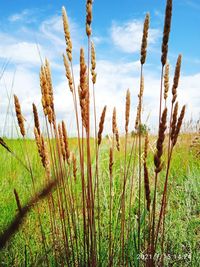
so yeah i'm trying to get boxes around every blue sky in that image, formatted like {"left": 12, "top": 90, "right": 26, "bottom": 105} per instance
{"left": 0, "top": 0, "right": 199, "bottom": 136}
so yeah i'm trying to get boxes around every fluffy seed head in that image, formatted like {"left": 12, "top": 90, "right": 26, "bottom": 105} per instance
{"left": 125, "top": 89, "right": 131, "bottom": 134}
{"left": 172, "top": 54, "right": 182, "bottom": 104}
{"left": 62, "top": 6, "right": 72, "bottom": 61}
{"left": 161, "top": 0, "right": 173, "bottom": 66}
{"left": 170, "top": 101, "right": 179, "bottom": 142}
{"left": 14, "top": 95, "right": 25, "bottom": 137}
{"left": 63, "top": 54, "right": 73, "bottom": 92}
{"left": 164, "top": 63, "right": 169, "bottom": 101}
{"left": 79, "top": 48, "right": 89, "bottom": 129}
{"left": 109, "top": 147, "right": 114, "bottom": 177}
{"left": 86, "top": 0, "right": 93, "bottom": 36}
{"left": 112, "top": 107, "right": 120, "bottom": 151}
{"left": 32, "top": 103, "right": 40, "bottom": 135}
{"left": 98, "top": 106, "right": 107, "bottom": 146}
{"left": 154, "top": 108, "right": 167, "bottom": 173}
{"left": 140, "top": 13, "right": 150, "bottom": 65}
{"left": 72, "top": 153, "right": 77, "bottom": 182}
{"left": 172, "top": 105, "right": 186, "bottom": 146}
{"left": 91, "top": 42, "right": 97, "bottom": 84}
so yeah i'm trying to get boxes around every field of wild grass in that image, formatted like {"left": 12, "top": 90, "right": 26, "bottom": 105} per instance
{"left": 0, "top": 135, "right": 199, "bottom": 266}
{"left": 0, "top": 0, "right": 200, "bottom": 266}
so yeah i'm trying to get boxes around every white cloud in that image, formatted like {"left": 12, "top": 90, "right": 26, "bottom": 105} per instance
{"left": 1, "top": 58, "right": 199, "bottom": 137}
{"left": 0, "top": 10, "right": 199, "bottom": 137}
{"left": 9, "top": 10, "right": 29, "bottom": 22}
{"left": 8, "top": 9, "right": 38, "bottom": 23}
{"left": 0, "top": 39, "right": 43, "bottom": 66}
{"left": 111, "top": 19, "right": 160, "bottom": 53}
{"left": 39, "top": 15, "right": 84, "bottom": 57}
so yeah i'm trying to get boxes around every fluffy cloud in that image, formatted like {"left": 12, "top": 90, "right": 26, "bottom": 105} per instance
{"left": 111, "top": 19, "right": 160, "bottom": 53}
{"left": 0, "top": 10, "right": 199, "bottom": 137}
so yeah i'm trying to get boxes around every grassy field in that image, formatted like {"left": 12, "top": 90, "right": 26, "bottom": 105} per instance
{"left": 0, "top": 135, "right": 199, "bottom": 266}
{"left": 0, "top": 0, "right": 200, "bottom": 266}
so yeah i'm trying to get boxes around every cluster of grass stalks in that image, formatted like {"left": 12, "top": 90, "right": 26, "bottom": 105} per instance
{"left": 1, "top": 0, "right": 197, "bottom": 266}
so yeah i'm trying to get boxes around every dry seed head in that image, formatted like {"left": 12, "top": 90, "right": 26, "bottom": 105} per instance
{"left": 45, "top": 60, "right": 55, "bottom": 123}
{"left": 34, "top": 128, "right": 50, "bottom": 177}
{"left": 40, "top": 65, "right": 54, "bottom": 123}
{"left": 161, "top": 0, "right": 172, "bottom": 66}
{"left": 154, "top": 108, "right": 167, "bottom": 173}
{"left": 98, "top": 105, "right": 107, "bottom": 146}
{"left": 79, "top": 48, "right": 89, "bottom": 129}
{"left": 72, "top": 153, "right": 77, "bottom": 182}
{"left": 109, "top": 147, "right": 114, "bottom": 177}
{"left": 125, "top": 89, "right": 131, "bottom": 134}
{"left": 63, "top": 54, "right": 73, "bottom": 92}
{"left": 91, "top": 42, "right": 97, "bottom": 84}
{"left": 32, "top": 103, "right": 40, "bottom": 135}
{"left": 172, "top": 54, "right": 182, "bottom": 104}
{"left": 115, "top": 129, "right": 120, "bottom": 151}
{"left": 164, "top": 63, "right": 169, "bottom": 100}
{"left": 86, "top": 0, "right": 92, "bottom": 36}
{"left": 140, "top": 13, "right": 150, "bottom": 65}
{"left": 14, "top": 95, "right": 25, "bottom": 137}
{"left": 62, "top": 6, "right": 72, "bottom": 61}
{"left": 170, "top": 101, "right": 178, "bottom": 142}
{"left": 144, "top": 132, "right": 149, "bottom": 161}
{"left": 61, "top": 121, "right": 70, "bottom": 164}
{"left": 112, "top": 107, "right": 120, "bottom": 151}
{"left": 172, "top": 105, "right": 186, "bottom": 146}
{"left": 40, "top": 66, "right": 48, "bottom": 116}
{"left": 135, "top": 76, "right": 144, "bottom": 130}
{"left": 34, "top": 128, "right": 45, "bottom": 168}
{"left": 112, "top": 107, "right": 117, "bottom": 135}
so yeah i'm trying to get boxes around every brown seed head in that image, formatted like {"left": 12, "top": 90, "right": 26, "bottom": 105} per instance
{"left": 112, "top": 108, "right": 120, "bottom": 151}
{"left": 154, "top": 108, "right": 167, "bottom": 173}
{"left": 63, "top": 54, "right": 73, "bottom": 92}
{"left": 72, "top": 153, "right": 77, "bottom": 182}
{"left": 86, "top": 0, "right": 92, "bottom": 36}
{"left": 45, "top": 59, "right": 55, "bottom": 123}
{"left": 125, "top": 89, "right": 131, "bottom": 134}
{"left": 14, "top": 95, "right": 25, "bottom": 137}
{"left": 109, "top": 147, "right": 114, "bottom": 177}
{"left": 98, "top": 105, "right": 107, "bottom": 146}
{"left": 164, "top": 63, "right": 169, "bottom": 101}
{"left": 172, "top": 54, "right": 182, "bottom": 104}
{"left": 161, "top": 0, "right": 173, "bottom": 66}
{"left": 170, "top": 101, "right": 178, "bottom": 142}
{"left": 79, "top": 48, "right": 89, "bottom": 129}
{"left": 172, "top": 105, "right": 186, "bottom": 146}
{"left": 140, "top": 13, "right": 150, "bottom": 65}
{"left": 34, "top": 128, "right": 50, "bottom": 177}
{"left": 62, "top": 6, "right": 72, "bottom": 61}
{"left": 32, "top": 103, "right": 40, "bottom": 135}
{"left": 91, "top": 42, "right": 97, "bottom": 84}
